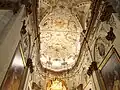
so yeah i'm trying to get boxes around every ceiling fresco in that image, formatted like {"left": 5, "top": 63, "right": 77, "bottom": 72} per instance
{"left": 38, "top": 0, "right": 91, "bottom": 72}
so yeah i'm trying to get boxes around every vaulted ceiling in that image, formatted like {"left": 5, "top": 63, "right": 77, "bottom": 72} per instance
{"left": 37, "top": 0, "right": 91, "bottom": 72}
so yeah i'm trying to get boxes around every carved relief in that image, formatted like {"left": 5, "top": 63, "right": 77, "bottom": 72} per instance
{"left": 95, "top": 38, "right": 107, "bottom": 64}
{"left": 98, "top": 43, "right": 105, "bottom": 57}
{"left": 94, "top": 25, "right": 112, "bottom": 65}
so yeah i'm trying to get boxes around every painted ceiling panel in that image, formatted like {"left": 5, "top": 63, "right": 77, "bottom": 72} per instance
{"left": 39, "top": 7, "right": 82, "bottom": 72}
{"left": 37, "top": 0, "right": 91, "bottom": 72}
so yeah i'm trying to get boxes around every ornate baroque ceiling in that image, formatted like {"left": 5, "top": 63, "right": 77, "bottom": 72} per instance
{"left": 37, "top": 0, "right": 91, "bottom": 72}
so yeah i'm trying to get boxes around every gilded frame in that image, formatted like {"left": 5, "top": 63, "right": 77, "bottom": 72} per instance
{"left": 0, "top": 42, "right": 26, "bottom": 90}
{"left": 99, "top": 47, "right": 120, "bottom": 90}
